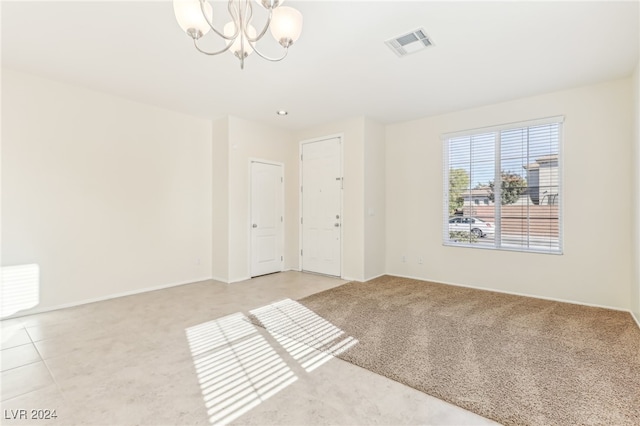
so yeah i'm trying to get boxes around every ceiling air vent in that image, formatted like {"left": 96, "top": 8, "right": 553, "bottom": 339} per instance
{"left": 385, "top": 28, "right": 434, "bottom": 58}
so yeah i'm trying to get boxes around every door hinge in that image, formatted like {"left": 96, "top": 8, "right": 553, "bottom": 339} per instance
{"left": 301, "top": 186, "right": 303, "bottom": 192}
{"left": 301, "top": 217, "right": 303, "bottom": 224}
{"left": 281, "top": 216, "right": 283, "bottom": 222}
{"left": 281, "top": 256, "right": 283, "bottom": 261}
{"left": 301, "top": 154, "right": 303, "bottom": 161}
{"left": 301, "top": 249, "right": 303, "bottom": 256}
{"left": 281, "top": 177, "right": 283, "bottom": 183}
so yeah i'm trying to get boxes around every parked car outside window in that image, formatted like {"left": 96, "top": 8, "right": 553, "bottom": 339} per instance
{"left": 448, "top": 216, "right": 495, "bottom": 238}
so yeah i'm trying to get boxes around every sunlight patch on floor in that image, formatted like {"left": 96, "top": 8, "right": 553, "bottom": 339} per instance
{"left": 186, "top": 313, "right": 297, "bottom": 425}
{"left": 250, "top": 299, "right": 358, "bottom": 372}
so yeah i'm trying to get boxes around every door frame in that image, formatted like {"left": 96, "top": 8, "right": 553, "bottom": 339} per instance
{"left": 249, "top": 158, "right": 285, "bottom": 278}
{"left": 298, "top": 134, "right": 344, "bottom": 278}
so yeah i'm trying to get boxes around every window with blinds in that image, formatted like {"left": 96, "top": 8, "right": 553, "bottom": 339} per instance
{"left": 443, "top": 117, "right": 563, "bottom": 254}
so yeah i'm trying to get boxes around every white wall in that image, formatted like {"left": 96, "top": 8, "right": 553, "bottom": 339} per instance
{"left": 1, "top": 69, "right": 213, "bottom": 315}
{"left": 212, "top": 117, "right": 229, "bottom": 282}
{"left": 210, "top": 115, "right": 381, "bottom": 284}
{"left": 386, "top": 78, "right": 633, "bottom": 310}
{"left": 226, "top": 116, "right": 297, "bottom": 282}
{"left": 632, "top": 61, "right": 640, "bottom": 323}
{"left": 4, "top": 69, "right": 636, "bottom": 316}
{"left": 296, "top": 118, "right": 366, "bottom": 281}
{"left": 364, "top": 118, "right": 386, "bottom": 280}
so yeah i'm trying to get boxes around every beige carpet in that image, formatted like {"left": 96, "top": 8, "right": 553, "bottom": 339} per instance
{"left": 248, "top": 275, "right": 640, "bottom": 426}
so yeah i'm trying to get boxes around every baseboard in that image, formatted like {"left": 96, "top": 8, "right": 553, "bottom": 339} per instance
{"left": 363, "top": 273, "right": 387, "bottom": 282}
{"left": 10, "top": 270, "right": 638, "bottom": 330}
{"left": 632, "top": 311, "right": 640, "bottom": 330}
{"left": 224, "top": 270, "right": 306, "bottom": 284}
{"left": 211, "top": 276, "right": 230, "bottom": 283}
{"left": 387, "top": 273, "right": 631, "bottom": 313}
{"left": 5, "top": 276, "right": 214, "bottom": 319}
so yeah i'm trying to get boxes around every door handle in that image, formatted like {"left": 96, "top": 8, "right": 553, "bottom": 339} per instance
{"left": 334, "top": 223, "right": 340, "bottom": 227}
{"left": 252, "top": 224, "right": 258, "bottom": 228}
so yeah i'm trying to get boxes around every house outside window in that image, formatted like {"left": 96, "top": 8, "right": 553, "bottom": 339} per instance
{"left": 443, "top": 117, "right": 563, "bottom": 254}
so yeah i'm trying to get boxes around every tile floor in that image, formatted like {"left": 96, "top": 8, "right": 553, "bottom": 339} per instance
{"left": 0, "top": 272, "right": 498, "bottom": 426}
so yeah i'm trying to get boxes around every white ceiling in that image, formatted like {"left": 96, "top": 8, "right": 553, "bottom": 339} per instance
{"left": 2, "top": 1, "right": 639, "bottom": 130}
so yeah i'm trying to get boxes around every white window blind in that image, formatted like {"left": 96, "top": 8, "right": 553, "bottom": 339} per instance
{"left": 443, "top": 117, "right": 563, "bottom": 254}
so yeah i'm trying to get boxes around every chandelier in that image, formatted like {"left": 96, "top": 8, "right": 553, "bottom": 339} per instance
{"left": 173, "top": 0, "right": 303, "bottom": 70}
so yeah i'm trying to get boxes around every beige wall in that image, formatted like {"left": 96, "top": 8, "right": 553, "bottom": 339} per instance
{"left": 364, "top": 118, "right": 386, "bottom": 280}
{"left": 296, "top": 118, "right": 366, "bottom": 281}
{"left": 1, "top": 69, "right": 213, "bottom": 315}
{"left": 386, "top": 78, "right": 633, "bottom": 310}
{"left": 227, "top": 116, "right": 297, "bottom": 282}
{"left": 212, "top": 117, "right": 229, "bottom": 282}
{"left": 632, "top": 61, "right": 640, "bottom": 323}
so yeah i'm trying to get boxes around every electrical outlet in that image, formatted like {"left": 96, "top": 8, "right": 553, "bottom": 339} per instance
{"left": 418, "top": 257, "right": 424, "bottom": 265}
{"left": 402, "top": 255, "right": 407, "bottom": 263}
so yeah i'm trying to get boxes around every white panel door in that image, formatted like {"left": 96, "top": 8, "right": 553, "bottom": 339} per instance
{"left": 251, "top": 161, "right": 283, "bottom": 277}
{"left": 301, "top": 137, "right": 341, "bottom": 276}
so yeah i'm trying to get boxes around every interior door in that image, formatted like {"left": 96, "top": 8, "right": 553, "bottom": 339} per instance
{"left": 301, "top": 137, "right": 342, "bottom": 276}
{"left": 250, "top": 161, "right": 283, "bottom": 277}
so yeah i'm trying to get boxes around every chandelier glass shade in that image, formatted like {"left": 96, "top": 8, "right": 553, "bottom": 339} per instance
{"left": 173, "top": 0, "right": 303, "bottom": 69}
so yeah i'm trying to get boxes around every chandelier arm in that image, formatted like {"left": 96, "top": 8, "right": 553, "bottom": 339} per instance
{"left": 239, "top": 0, "right": 249, "bottom": 60}
{"left": 244, "top": 0, "right": 253, "bottom": 25}
{"left": 228, "top": 0, "right": 242, "bottom": 39}
{"left": 248, "top": 41, "right": 289, "bottom": 62}
{"left": 247, "top": 7, "right": 272, "bottom": 42}
{"left": 192, "top": 37, "right": 235, "bottom": 56}
{"left": 198, "top": 0, "right": 239, "bottom": 41}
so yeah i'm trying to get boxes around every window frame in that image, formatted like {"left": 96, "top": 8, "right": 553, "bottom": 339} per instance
{"left": 442, "top": 116, "right": 564, "bottom": 255}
